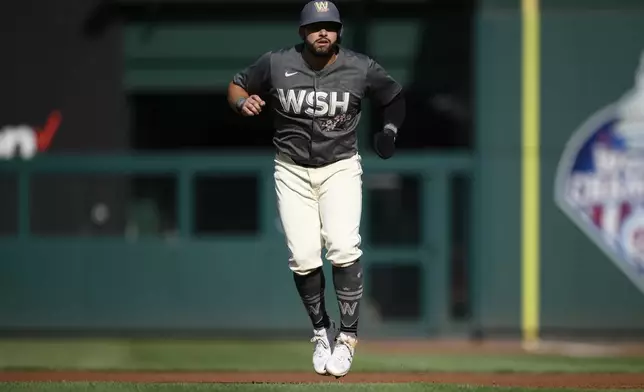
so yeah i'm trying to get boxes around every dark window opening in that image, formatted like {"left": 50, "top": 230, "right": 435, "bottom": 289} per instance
{"left": 193, "top": 174, "right": 259, "bottom": 235}
{"left": 129, "top": 92, "right": 275, "bottom": 151}
{"left": 0, "top": 174, "right": 17, "bottom": 236}
{"left": 29, "top": 174, "right": 177, "bottom": 237}
{"left": 450, "top": 174, "right": 472, "bottom": 321}
{"left": 366, "top": 174, "right": 420, "bottom": 246}
{"left": 367, "top": 263, "right": 422, "bottom": 321}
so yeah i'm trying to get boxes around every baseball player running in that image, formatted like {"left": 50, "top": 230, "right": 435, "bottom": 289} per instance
{"left": 227, "top": 0, "right": 405, "bottom": 378}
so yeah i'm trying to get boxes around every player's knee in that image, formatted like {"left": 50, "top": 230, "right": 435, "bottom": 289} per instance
{"left": 326, "top": 243, "right": 362, "bottom": 267}
{"left": 290, "top": 262, "right": 323, "bottom": 275}
{"left": 289, "top": 250, "right": 323, "bottom": 275}
{"left": 331, "top": 257, "right": 360, "bottom": 269}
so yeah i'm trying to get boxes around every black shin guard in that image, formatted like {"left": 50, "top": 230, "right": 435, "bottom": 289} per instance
{"left": 333, "top": 260, "right": 363, "bottom": 335}
{"left": 293, "top": 267, "right": 330, "bottom": 330}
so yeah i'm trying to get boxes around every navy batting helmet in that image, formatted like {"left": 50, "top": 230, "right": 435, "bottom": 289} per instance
{"left": 299, "top": 1, "right": 343, "bottom": 33}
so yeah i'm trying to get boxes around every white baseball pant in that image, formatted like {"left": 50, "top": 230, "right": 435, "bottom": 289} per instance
{"left": 274, "top": 152, "right": 363, "bottom": 275}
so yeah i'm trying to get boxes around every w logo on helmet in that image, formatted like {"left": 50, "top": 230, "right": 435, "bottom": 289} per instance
{"left": 314, "top": 1, "right": 329, "bottom": 12}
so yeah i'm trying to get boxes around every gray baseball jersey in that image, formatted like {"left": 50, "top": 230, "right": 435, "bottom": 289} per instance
{"left": 232, "top": 43, "right": 402, "bottom": 168}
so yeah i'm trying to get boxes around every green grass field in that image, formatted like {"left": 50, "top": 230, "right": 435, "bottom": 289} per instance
{"left": 1, "top": 383, "right": 641, "bottom": 392}
{"left": 2, "top": 339, "right": 644, "bottom": 373}
{"left": 0, "top": 339, "right": 643, "bottom": 392}
{"left": 3, "top": 383, "right": 639, "bottom": 392}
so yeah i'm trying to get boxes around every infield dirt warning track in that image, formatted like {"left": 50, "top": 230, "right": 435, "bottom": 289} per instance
{"left": 2, "top": 371, "right": 644, "bottom": 388}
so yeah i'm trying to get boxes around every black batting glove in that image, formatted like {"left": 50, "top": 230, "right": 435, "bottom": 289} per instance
{"left": 373, "top": 127, "right": 397, "bottom": 159}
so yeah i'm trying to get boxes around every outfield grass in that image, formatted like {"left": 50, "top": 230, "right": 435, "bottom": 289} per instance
{"left": 0, "top": 383, "right": 641, "bottom": 392}
{"left": 0, "top": 339, "right": 644, "bottom": 373}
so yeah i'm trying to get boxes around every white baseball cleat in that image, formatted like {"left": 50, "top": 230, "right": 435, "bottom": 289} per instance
{"left": 311, "top": 320, "right": 336, "bottom": 375}
{"left": 325, "top": 332, "right": 357, "bottom": 378}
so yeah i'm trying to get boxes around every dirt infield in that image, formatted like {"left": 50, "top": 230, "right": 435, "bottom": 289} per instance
{"left": 2, "top": 371, "right": 644, "bottom": 388}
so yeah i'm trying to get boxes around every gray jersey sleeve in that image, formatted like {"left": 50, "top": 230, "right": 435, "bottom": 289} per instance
{"left": 365, "top": 58, "right": 403, "bottom": 107}
{"left": 232, "top": 51, "right": 272, "bottom": 95}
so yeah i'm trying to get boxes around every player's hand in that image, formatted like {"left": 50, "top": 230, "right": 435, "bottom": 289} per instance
{"left": 374, "top": 128, "right": 396, "bottom": 159}
{"left": 239, "top": 95, "right": 265, "bottom": 116}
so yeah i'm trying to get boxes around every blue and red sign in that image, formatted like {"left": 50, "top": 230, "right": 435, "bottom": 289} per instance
{"left": 555, "top": 52, "right": 644, "bottom": 294}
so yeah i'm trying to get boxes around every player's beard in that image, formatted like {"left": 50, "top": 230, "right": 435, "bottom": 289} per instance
{"left": 304, "top": 39, "right": 337, "bottom": 58}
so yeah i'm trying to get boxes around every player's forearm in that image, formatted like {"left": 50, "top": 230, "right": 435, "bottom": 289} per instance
{"left": 227, "top": 82, "right": 250, "bottom": 113}
{"left": 381, "top": 92, "right": 405, "bottom": 134}
{"left": 373, "top": 92, "right": 405, "bottom": 160}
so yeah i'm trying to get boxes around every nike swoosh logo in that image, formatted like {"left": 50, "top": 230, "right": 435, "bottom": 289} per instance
{"left": 285, "top": 71, "right": 298, "bottom": 77}
{"left": 34, "top": 110, "right": 62, "bottom": 152}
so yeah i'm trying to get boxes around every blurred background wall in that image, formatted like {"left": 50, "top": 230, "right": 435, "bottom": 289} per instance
{"left": 0, "top": 0, "right": 643, "bottom": 340}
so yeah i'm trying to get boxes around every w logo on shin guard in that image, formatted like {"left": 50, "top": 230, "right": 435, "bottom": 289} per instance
{"left": 308, "top": 303, "right": 321, "bottom": 316}
{"left": 338, "top": 301, "right": 357, "bottom": 316}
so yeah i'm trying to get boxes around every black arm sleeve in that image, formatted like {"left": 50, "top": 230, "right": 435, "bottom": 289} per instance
{"left": 232, "top": 51, "right": 272, "bottom": 95}
{"left": 381, "top": 92, "right": 405, "bottom": 132}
